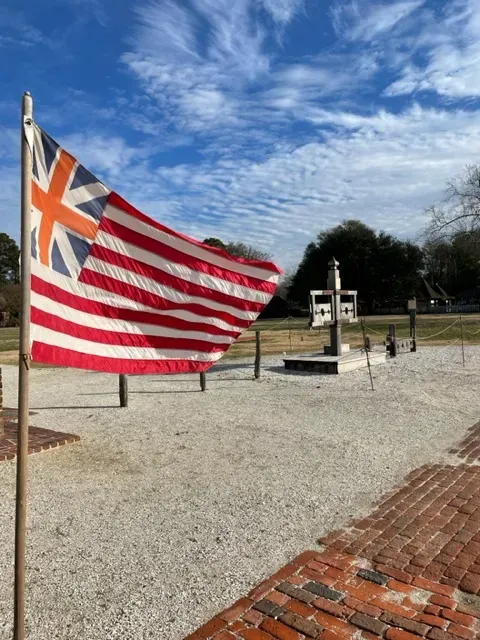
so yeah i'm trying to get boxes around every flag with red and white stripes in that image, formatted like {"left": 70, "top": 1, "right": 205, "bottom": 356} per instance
{"left": 30, "top": 124, "right": 281, "bottom": 374}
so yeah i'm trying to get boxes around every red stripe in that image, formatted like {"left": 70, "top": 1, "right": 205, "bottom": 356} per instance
{"left": 101, "top": 208, "right": 278, "bottom": 294}
{"left": 32, "top": 342, "right": 214, "bottom": 374}
{"left": 31, "top": 307, "right": 230, "bottom": 353}
{"left": 89, "top": 243, "right": 264, "bottom": 314}
{"left": 108, "top": 192, "right": 282, "bottom": 275}
{"left": 78, "top": 269, "right": 252, "bottom": 329}
{"left": 31, "top": 275, "right": 239, "bottom": 338}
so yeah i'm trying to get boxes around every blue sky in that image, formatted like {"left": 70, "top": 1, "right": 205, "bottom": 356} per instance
{"left": 1, "top": 0, "right": 480, "bottom": 269}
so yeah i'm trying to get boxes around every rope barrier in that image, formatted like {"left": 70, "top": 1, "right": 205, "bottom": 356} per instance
{"left": 362, "top": 324, "right": 384, "bottom": 335}
{"left": 259, "top": 316, "right": 293, "bottom": 332}
{"left": 435, "top": 337, "right": 461, "bottom": 353}
{"left": 415, "top": 318, "right": 460, "bottom": 340}
{"left": 364, "top": 318, "right": 461, "bottom": 341}
{"left": 464, "top": 326, "right": 480, "bottom": 336}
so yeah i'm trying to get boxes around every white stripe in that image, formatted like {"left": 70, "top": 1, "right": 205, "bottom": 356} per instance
{"left": 105, "top": 203, "right": 279, "bottom": 283}
{"left": 32, "top": 125, "right": 52, "bottom": 192}
{"left": 31, "top": 260, "right": 243, "bottom": 333}
{"left": 67, "top": 181, "right": 110, "bottom": 205}
{"left": 84, "top": 256, "right": 258, "bottom": 322}
{"left": 96, "top": 230, "right": 271, "bottom": 304}
{"left": 31, "top": 291, "right": 235, "bottom": 345}
{"left": 95, "top": 230, "right": 271, "bottom": 305}
{"left": 31, "top": 325, "right": 222, "bottom": 362}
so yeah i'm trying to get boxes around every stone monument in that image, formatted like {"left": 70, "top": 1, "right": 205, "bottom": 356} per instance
{"left": 308, "top": 258, "right": 357, "bottom": 356}
{"left": 284, "top": 259, "right": 386, "bottom": 374}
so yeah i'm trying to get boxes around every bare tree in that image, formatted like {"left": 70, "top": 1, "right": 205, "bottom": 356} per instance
{"left": 426, "top": 165, "right": 480, "bottom": 241}
{"left": 203, "top": 237, "right": 272, "bottom": 262}
{"left": 275, "top": 267, "right": 295, "bottom": 299}
{"left": 224, "top": 241, "right": 272, "bottom": 262}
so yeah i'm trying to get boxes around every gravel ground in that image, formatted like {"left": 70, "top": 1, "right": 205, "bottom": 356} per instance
{"left": 0, "top": 346, "right": 479, "bottom": 640}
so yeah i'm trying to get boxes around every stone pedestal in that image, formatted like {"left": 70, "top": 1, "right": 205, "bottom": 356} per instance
{"left": 283, "top": 350, "right": 386, "bottom": 375}
{"left": 324, "top": 344, "right": 350, "bottom": 355}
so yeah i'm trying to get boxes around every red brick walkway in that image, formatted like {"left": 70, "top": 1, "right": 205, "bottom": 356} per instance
{"left": 184, "top": 422, "right": 480, "bottom": 639}
{"left": 0, "top": 410, "right": 80, "bottom": 462}
{"left": 186, "top": 548, "right": 480, "bottom": 640}
{"left": 322, "top": 465, "right": 480, "bottom": 594}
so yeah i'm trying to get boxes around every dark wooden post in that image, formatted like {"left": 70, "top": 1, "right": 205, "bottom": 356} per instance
{"left": 200, "top": 371, "right": 206, "bottom": 392}
{"left": 388, "top": 324, "right": 397, "bottom": 357}
{"left": 119, "top": 374, "right": 128, "bottom": 407}
{"left": 461, "top": 316, "right": 465, "bottom": 368}
{"left": 254, "top": 331, "right": 261, "bottom": 379}
{"left": 365, "top": 336, "right": 372, "bottom": 352}
{"left": 408, "top": 298, "right": 417, "bottom": 352}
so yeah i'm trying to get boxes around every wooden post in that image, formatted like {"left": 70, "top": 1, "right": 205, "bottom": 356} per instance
{"left": 365, "top": 336, "right": 372, "bottom": 352}
{"left": 288, "top": 317, "right": 293, "bottom": 352}
{"left": 361, "top": 320, "right": 375, "bottom": 391}
{"left": 408, "top": 298, "right": 417, "bottom": 352}
{"left": 410, "top": 311, "right": 417, "bottom": 352}
{"left": 119, "top": 375, "right": 128, "bottom": 407}
{"left": 200, "top": 371, "right": 206, "bottom": 391}
{"left": 15, "top": 91, "right": 34, "bottom": 640}
{"left": 461, "top": 316, "right": 465, "bottom": 368}
{"left": 388, "top": 323, "right": 397, "bottom": 357}
{"left": 254, "top": 331, "right": 261, "bottom": 379}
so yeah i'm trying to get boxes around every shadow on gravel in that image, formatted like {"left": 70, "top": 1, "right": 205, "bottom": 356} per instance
{"left": 263, "top": 365, "right": 317, "bottom": 376}
{"left": 30, "top": 405, "right": 119, "bottom": 410}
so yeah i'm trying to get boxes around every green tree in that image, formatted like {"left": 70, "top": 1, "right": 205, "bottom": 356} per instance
{"left": 0, "top": 233, "right": 20, "bottom": 284}
{"left": 0, "top": 283, "right": 21, "bottom": 325}
{"left": 288, "top": 220, "right": 423, "bottom": 312}
{"left": 203, "top": 237, "right": 227, "bottom": 251}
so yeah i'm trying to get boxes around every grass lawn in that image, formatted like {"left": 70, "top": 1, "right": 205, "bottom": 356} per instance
{"left": 0, "top": 313, "right": 478, "bottom": 364}
{"left": 229, "top": 313, "right": 480, "bottom": 358}
{"left": 0, "top": 328, "right": 20, "bottom": 352}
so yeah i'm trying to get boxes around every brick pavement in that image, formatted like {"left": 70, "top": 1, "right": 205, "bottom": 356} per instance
{"left": 0, "top": 410, "right": 80, "bottom": 462}
{"left": 321, "top": 465, "right": 480, "bottom": 595}
{"left": 183, "top": 422, "right": 480, "bottom": 640}
{"left": 450, "top": 422, "right": 480, "bottom": 464}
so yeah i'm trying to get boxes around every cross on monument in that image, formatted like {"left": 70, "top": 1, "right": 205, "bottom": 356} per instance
{"left": 308, "top": 258, "right": 358, "bottom": 356}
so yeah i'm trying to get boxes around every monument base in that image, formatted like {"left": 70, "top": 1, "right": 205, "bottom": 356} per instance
{"left": 284, "top": 350, "right": 386, "bottom": 375}
{"left": 324, "top": 344, "right": 350, "bottom": 355}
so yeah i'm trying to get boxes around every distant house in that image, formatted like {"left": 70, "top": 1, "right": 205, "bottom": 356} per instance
{"left": 416, "top": 279, "right": 454, "bottom": 312}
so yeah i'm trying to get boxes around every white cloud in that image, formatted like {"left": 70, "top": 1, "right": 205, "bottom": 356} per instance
{"left": 330, "top": 0, "right": 424, "bottom": 42}
{"left": 93, "top": 106, "right": 480, "bottom": 268}
{"left": 131, "top": 0, "right": 199, "bottom": 62}
{"left": 5, "top": 0, "right": 480, "bottom": 274}
{"left": 3, "top": 104, "right": 480, "bottom": 268}
{"left": 122, "top": 0, "right": 310, "bottom": 134}
{"left": 0, "top": 8, "right": 50, "bottom": 48}
{"left": 58, "top": 133, "right": 141, "bottom": 178}
{"left": 385, "top": 1, "right": 480, "bottom": 98}
{"left": 260, "top": 0, "right": 305, "bottom": 25}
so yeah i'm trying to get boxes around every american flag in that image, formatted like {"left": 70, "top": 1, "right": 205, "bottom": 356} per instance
{"left": 30, "top": 124, "right": 281, "bottom": 374}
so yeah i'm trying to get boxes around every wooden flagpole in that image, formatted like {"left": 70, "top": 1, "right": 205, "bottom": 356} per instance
{"left": 14, "top": 91, "right": 33, "bottom": 640}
